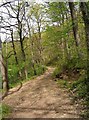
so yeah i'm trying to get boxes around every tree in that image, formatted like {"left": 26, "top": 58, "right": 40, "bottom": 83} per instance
{"left": 30, "top": 3, "right": 45, "bottom": 64}
{"left": 48, "top": 2, "right": 68, "bottom": 25}
{"left": 0, "top": 16, "right": 9, "bottom": 99}
{"left": 5, "top": 0, "right": 29, "bottom": 79}
{"left": 10, "top": 29, "right": 18, "bottom": 65}
{"left": 25, "top": 5, "right": 37, "bottom": 75}
{"left": 80, "top": 2, "right": 89, "bottom": 80}
{"left": 69, "top": 2, "right": 80, "bottom": 58}
{"left": 46, "top": 3, "right": 70, "bottom": 63}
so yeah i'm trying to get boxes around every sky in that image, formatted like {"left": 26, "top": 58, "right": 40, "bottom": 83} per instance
{"left": 0, "top": 0, "right": 46, "bottom": 42}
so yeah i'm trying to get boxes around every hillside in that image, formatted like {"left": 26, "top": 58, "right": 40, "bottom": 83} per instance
{"left": 0, "top": 1, "right": 89, "bottom": 119}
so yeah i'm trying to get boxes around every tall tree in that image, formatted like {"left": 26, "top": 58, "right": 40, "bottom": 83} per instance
{"left": 10, "top": 29, "right": 18, "bottom": 65}
{"left": 0, "top": 16, "right": 9, "bottom": 99}
{"left": 69, "top": 2, "right": 80, "bottom": 58}
{"left": 30, "top": 4, "right": 45, "bottom": 64}
{"left": 26, "top": 18, "right": 37, "bottom": 75}
{"left": 80, "top": 2, "right": 89, "bottom": 80}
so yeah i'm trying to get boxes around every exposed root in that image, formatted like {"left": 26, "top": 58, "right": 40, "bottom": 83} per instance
{"left": 8, "top": 82, "right": 22, "bottom": 95}
{"left": 2, "top": 82, "right": 22, "bottom": 100}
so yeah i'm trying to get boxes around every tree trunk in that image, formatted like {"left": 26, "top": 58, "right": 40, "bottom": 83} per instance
{"left": 19, "top": 23, "right": 26, "bottom": 62}
{"left": 37, "top": 21, "right": 43, "bottom": 64}
{"left": 26, "top": 19, "right": 37, "bottom": 75}
{"left": 0, "top": 40, "right": 9, "bottom": 98}
{"left": 11, "top": 29, "right": 18, "bottom": 65}
{"left": 18, "top": 18, "right": 27, "bottom": 79}
{"left": 69, "top": 2, "right": 80, "bottom": 58}
{"left": 63, "top": 38, "right": 69, "bottom": 62}
{"left": 24, "top": 67, "right": 28, "bottom": 79}
{"left": 80, "top": 2, "right": 89, "bottom": 80}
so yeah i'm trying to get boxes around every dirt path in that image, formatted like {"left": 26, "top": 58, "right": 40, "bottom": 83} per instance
{"left": 3, "top": 67, "right": 81, "bottom": 118}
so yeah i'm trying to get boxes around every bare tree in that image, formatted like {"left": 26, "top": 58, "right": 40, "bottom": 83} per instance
{"left": 3, "top": 0, "right": 29, "bottom": 79}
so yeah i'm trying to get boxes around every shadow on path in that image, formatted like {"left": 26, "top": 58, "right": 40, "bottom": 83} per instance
{"left": 3, "top": 67, "right": 81, "bottom": 118}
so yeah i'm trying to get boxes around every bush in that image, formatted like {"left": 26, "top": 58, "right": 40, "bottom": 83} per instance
{"left": 35, "top": 65, "right": 46, "bottom": 75}
{"left": 52, "top": 67, "right": 62, "bottom": 78}
{"left": 1, "top": 104, "right": 11, "bottom": 118}
{"left": 56, "top": 79, "right": 68, "bottom": 88}
{"left": 8, "top": 63, "right": 47, "bottom": 88}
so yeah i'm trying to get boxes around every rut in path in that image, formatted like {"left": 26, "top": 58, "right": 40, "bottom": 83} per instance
{"left": 3, "top": 67, "right": 81, "bottom": 118}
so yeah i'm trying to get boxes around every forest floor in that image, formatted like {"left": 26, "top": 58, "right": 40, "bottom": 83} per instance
{"left": 3, "top": 67, "right": 82, "bottom": 118}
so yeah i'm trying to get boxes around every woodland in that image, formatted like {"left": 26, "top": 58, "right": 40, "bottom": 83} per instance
{"left": 0, "top": 0, "right": 89, "bottom": 119}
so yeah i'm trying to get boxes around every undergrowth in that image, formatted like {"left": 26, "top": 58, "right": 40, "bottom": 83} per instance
{"left": 9, "top": 65, "right": 47, "bottom": 88}
{"left": 70, "top": 75, "right": 89, "bottom": 118}
{"left": 0, "top": 104, "right": 12, "bottom": 119}
{"left": 53, "top": 58, "right": 89, "bottom": 118}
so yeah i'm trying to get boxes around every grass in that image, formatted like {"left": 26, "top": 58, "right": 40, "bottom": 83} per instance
{"left": 0, "top": 104, "right": 12, "bottom": 119}
{"left": 56, "top": 79, "right": 69, "bottom": 88}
